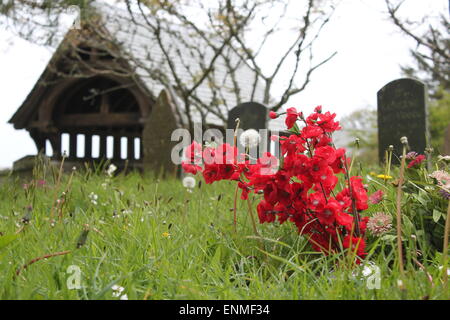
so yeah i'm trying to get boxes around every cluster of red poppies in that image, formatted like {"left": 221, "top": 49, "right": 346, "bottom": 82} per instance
{"left": 182, "top": 106, "right": 369, "bottom": 258}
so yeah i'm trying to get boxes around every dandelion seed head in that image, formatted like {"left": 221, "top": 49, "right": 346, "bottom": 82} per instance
{"left": 182, "top": 176, "right": 196, "bottom": 189}
{"left": 240, "top": 129, "right": 261, "bottom": 148}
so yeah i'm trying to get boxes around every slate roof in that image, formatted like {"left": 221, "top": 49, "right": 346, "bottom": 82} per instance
{"left": 9, "top": 1, "right": 286, "bottom": 131}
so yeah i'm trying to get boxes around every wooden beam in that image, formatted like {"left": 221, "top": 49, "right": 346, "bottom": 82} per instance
{"left": 53, "top": 113, "right": 141, "bottom": 128}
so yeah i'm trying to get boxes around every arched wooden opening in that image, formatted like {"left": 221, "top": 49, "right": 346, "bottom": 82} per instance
{"left": 43, "top": 76, "right": 148, "bottom": 165}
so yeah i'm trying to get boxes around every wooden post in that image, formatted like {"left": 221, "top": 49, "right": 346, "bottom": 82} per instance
{"left": 69, "top": 133, "right": 77, "bottom": 159}
{"left": 128, "top": 136, "right": 135, "bottom": 160}
{"left": 85, "top": 134, "right": 92, "bottom": 159}
{"left": 113, "top": 135, "right": 121, "bottom": 160}
{"left": 100, "top": 135, "right": 107, "bottom": 159}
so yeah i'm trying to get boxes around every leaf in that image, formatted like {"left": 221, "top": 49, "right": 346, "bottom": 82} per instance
{"left": 0, "top": 234, "right": 19, "bottom": 251}
{"left": 433, "top": 209, "right": 443, "bottom": 223}
{"left": 402, "top": 215, "right": 414, "bottom": 234}
{"left": 380, "top": 234, "right": 396, "bottom": 242}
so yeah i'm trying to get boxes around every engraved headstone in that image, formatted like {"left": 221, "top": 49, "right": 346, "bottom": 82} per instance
{"left": 377, "top": 78, "right": 429, "bottom": 163}
{"left": 227, "top": 102, "right": 267, "bottom": 131}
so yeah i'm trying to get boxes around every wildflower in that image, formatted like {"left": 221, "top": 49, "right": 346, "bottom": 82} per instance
{"left": 112, "top": 285, "right": 126, "bottom": 299}
{"left": 407, "top": 154, "right": 426, "bottom": 168}
{"left": 240, "top": 129, "right": 261, "bottom": 148}
{"left": 404, "top": 151, "right": 418, "bottom": 160}
{"left": 367, "top": 212, "right": 392, "bottom": 236}
{"left": 438, "top": 189, "right": 450, "bottom": 200}
{"left": 269, "top": 111, "right": 278, "bottom": 119}
{"left": 431, "top": 170, "right": 450, "bottom": 199}
{"left": 369, "top": 171, "right": 377, "bottom": 176}
{"left": 107, "top": 164, "right": 117, "bottom": 177}
{"left": 369, "top": 190, "right": 384, "bottom": 204}
{"left": 400, "top": 136, "right": 408, "bottom": 145}
{"left": 181, "top": 105, "right": 368, "bottom": 258}
{"left": 430, "top": 170, "right": 450, "bottom": 189}
{"left": 397, "top": 279, "right": 405, "bottom": 290}
{"left": 376, "top": 174, "right": 393, "bottom": 180}
{"left": 36, "top": 180, "right": 46, "bottom": 187}
{"left": 88, "top": 192, "right": 98, "bottom": 205}
{"left": 285, "top": 107, "right": 300, "bottom": 129}
{"left": 162, "top": 232, "right": 171, "bottom": 238}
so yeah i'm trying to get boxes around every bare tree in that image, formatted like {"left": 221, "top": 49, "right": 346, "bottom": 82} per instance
{"left": 1, "top": 0, "right": 337, "bottom": 129}
{"left": 385, "top": 0, "right": 449, "bottom": 95}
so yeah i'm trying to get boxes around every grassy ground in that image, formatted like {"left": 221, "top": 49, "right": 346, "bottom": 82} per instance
{"left": 0, "top": 164, "right": 448, "bottom": 300}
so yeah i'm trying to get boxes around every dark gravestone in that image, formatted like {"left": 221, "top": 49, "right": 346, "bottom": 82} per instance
{"left": 227, "top": 102, "right": 267, "bottom": 130}
{"left": 377, "top": 78, "right": 429, "bottom": 163}
{"left": 227, "top": 102, "right": 268, "bottom": 159}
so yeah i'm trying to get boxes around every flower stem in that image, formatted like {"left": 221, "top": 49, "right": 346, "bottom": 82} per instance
{"left": 246, "top": 197, "right": 265, "bottom": 255}
{"left": 442, "top": 198, "right": 450, "bottom": 296}
{"left": 15, "top": 250, "right": 72, "bottom": 278}
{"left": 233, "top": 184, "right": 239, "bottom": 233}
{"left": 396, "top": 144, "right": 407, "bottom": 277}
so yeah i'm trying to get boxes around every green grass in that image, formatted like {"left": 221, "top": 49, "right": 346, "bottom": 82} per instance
{"left": 0, "top": 165, "right": 448, "bottom": 300}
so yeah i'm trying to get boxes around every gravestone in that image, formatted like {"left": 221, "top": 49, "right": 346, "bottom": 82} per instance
{"left": 227, "top": 102, "right": 268, "bottom": 158}
{"left": 143, "top": 89, "right": 181, "bottom": 176}
{"left": 443, "top": 123, "right": 450, "bottom": 156}
{"left": 227, "top": 102, "right": 267, "bottom": 131}
{"left": 377, "top": 78, "right": 429, "bottom": 163}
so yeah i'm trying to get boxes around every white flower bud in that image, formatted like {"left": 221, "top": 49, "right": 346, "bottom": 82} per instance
{"left": 182, "top": 176, "right": 196, "bottom": 189}
{"left": 240, "top": 129, "right": 261, "bottom": 148}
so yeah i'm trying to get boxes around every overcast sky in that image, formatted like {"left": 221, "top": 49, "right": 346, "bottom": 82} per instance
{"left": 0, "top": 0, "right": 447, "bottom": 169}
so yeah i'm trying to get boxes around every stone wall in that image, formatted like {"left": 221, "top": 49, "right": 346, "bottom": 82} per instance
{"left": 142, "top": 89, "right": 181, "bottom": 177}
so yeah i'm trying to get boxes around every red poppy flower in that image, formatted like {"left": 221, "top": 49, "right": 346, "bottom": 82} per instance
{"left": 285, "top": 107, "right": 299, "bottom": 129}
{"left": 407, "top": 154, "right": 426, "bottom": 168}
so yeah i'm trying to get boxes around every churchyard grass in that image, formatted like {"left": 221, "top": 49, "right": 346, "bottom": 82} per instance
{"left": 0, "top": 164, "right": 448, "bottom": 300}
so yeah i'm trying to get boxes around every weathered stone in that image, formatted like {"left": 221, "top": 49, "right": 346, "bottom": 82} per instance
{"left": 227, "top": 102, "right": 267, "bottom": 131}
{"left": 443, "top": 123, "right": 450, "bottom": 156}
{"left": 143, "top": 89, "right": 180, "bottom": 176}
{"left": 377, "top": 78, "right": 429, "bottom": 163}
